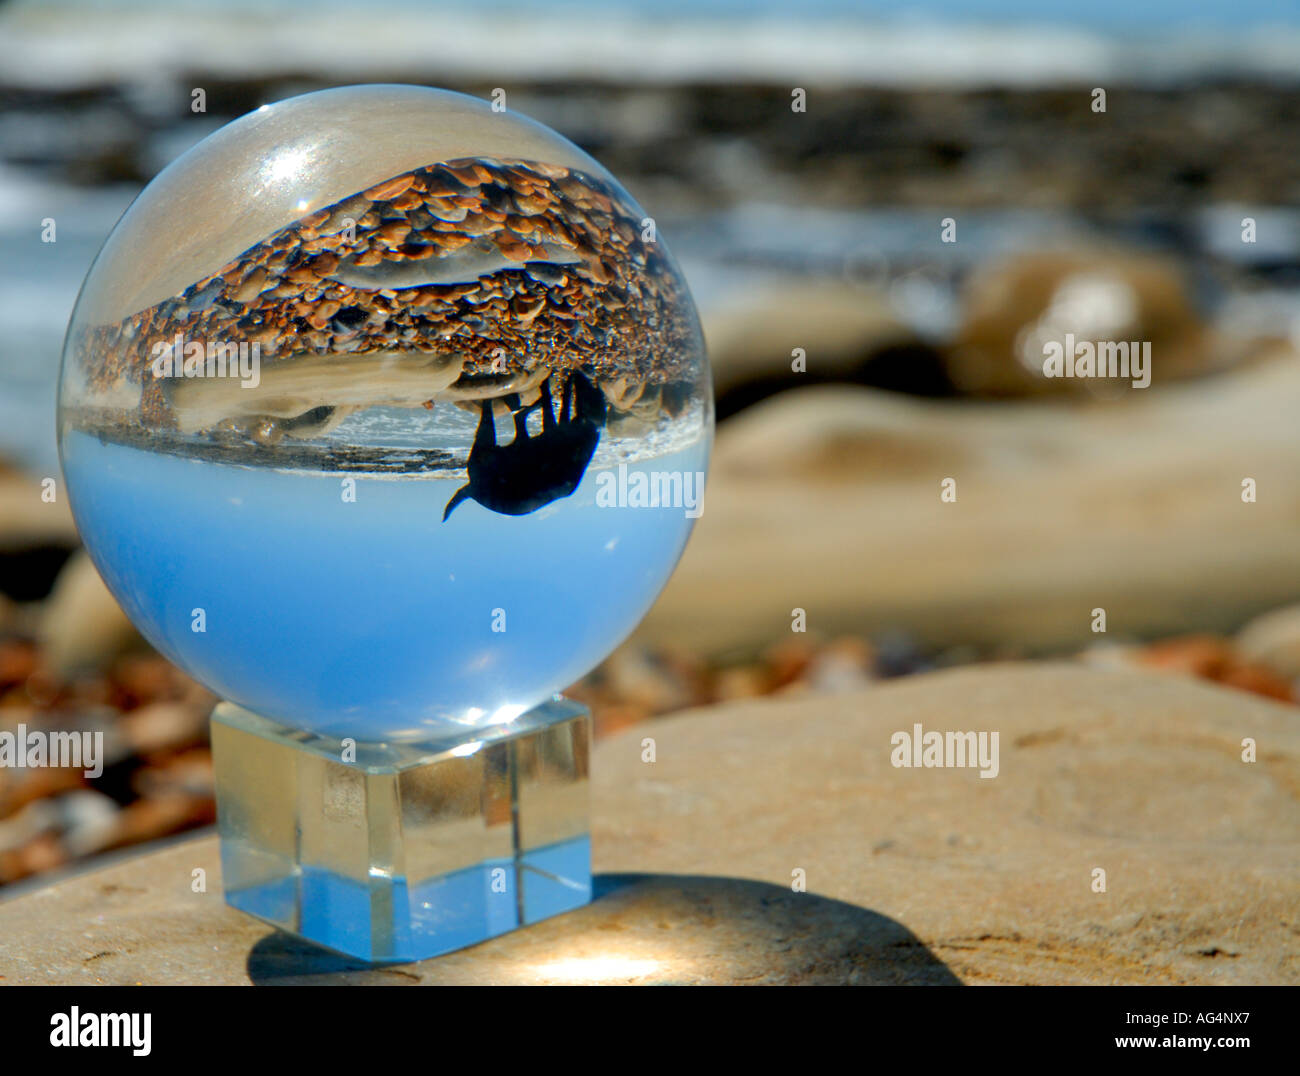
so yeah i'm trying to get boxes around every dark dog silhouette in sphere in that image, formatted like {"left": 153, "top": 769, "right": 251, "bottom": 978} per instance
{"left": 443, "top": 370, "right": 607, "bottom": 520}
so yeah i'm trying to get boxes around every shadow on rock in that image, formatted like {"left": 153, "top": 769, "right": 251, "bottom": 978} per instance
{"left": 246, "top": 934, "right": 420, "bottom": 985}
{"left": 247, "top": 872, "right": 960, "bottom": 985}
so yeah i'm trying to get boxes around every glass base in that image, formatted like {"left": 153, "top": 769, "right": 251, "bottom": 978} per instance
{"left": 210, "top": 698, "right": 591, "bottom": 964}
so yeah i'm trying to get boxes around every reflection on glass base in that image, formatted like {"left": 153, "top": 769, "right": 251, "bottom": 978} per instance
{"left": 211, "top": 698, "right": 591, "bottom": 964}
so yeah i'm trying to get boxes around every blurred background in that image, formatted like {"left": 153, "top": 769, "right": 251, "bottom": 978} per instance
{"left": 2, "top": 0, "right": 1300, "bottom": 889}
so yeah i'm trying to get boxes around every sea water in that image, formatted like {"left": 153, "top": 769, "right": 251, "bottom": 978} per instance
{"left": 62, "top": 428, "right": 707, "bottom": 742}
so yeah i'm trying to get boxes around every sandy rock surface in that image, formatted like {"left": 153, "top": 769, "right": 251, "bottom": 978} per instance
{"left": 0, "top": 663, "right": 1292, "bottom": 985}
{"left": 638, "top": 350, "right": 1300, "bottom": 656}
{"left": 704, "top": 280, "right": 913, "bottom": 396}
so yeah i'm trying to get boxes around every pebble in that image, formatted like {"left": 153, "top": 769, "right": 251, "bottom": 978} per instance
{"left": 55, "top": 789, "right": 121, "bottom": 858}
{"left": 109, "top": 653, "right": 203, "bottom": 709}
{"left": 762, "top": 638, "right": 817, "bottom": 689}
{"left": 109, "top": 795, "right": 214, "bottom": 848}
{"left": 0, "top": 799, "right": 57, "bottom": 855}
{"left": 1129, "top": 634, "right": 1294, "bottom": 701}
{"left": 599, "top": 646, "right": 695, "bottom": 714}
{"left": 0, "top": 755, "right": 86, "bottom": 818}
{"left": 0, "top": 638, "right": 38, "bottom": 687}
{"left": 120, "top": 702, "right": 208, "bottom": 756}
{"left": 1236, "top": 604, "right": 1300, "bottom": 682}
{"left": 0, "top": 832, "right": 64, "bottom": 883}
{"left": 945, "top": 250, "right": 1234, "bottom": 397}
{"left": 803, "top": 637, "right": 876, "bottom": 693}
{"left": 711, "top": 665, "right": 769, "bottom": 701}
{"left": 1081, "top": 635, "right": 1295, "bottom": 703}
{"left": 363, "top": 174, "right": 415, "bottom": 201}
{"left": 131, "top": 749, "right": 213, "bottom": 799}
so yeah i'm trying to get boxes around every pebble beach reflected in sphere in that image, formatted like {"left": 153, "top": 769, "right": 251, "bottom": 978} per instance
{"left": 57, "top": 85, "right": 712, "bottom": 741}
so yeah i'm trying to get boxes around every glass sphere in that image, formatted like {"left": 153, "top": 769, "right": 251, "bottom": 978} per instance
{"left": 58, "top": 85, "right": 711, "bottom": 741}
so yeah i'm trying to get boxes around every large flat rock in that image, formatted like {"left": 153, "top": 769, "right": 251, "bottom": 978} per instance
{"left": 638, "top": 353, "right": 1300, "bottom": 656}
{"left": 0, "top": 664, "right": 1294, "bottom": 985}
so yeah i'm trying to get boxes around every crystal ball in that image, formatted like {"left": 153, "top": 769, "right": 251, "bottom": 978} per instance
{"left": 58, "top": 85, "right": 711, "bottom": 741}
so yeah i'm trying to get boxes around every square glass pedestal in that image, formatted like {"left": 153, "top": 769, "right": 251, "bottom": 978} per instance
{"left": 210, "top": 698, "right": 591, "bottom": 964}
